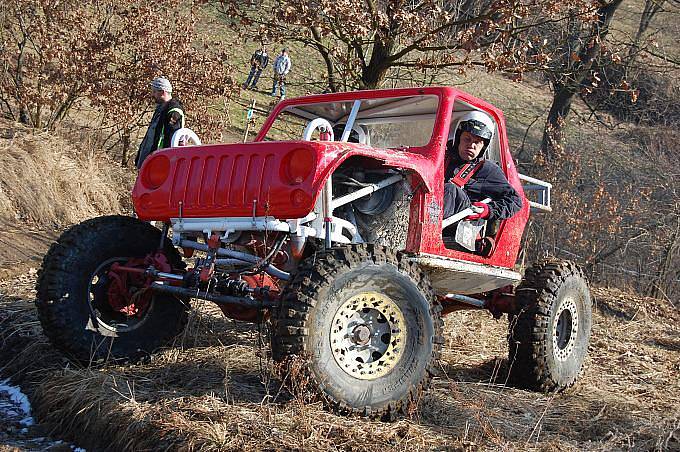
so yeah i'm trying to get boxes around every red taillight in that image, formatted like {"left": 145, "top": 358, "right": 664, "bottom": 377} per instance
{"left": 142, "top": 155, "right": 170, "bottom": 189}
{"left": 281, "top": 148, "right": 315, "bottom": 185}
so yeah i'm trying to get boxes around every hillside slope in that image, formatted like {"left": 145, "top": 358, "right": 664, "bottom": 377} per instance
{"left": 0, "top": 119, "right": 135, "bottom": 278}
{"left": 0, "top": 269, "right": 677, "bottom": 450}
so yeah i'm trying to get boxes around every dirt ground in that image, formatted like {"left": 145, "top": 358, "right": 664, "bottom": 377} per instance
{"left": 0, "top": 221, "right": 57, "bottom": 281}
{"left": 0, "top": 238, "right": 678, "bottom": 451}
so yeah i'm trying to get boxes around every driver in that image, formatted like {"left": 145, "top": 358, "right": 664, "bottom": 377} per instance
{"left": 443, "top": 111, "right": 522, "bottom": 222}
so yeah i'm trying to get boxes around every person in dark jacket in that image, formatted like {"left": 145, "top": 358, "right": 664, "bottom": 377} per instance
{"left": 243, "top": 45, "right": 269, "bottom": 90}
{"left": 443, "top": 111, "right": 522, "bottom": 222}
{"left": 135, "top": 77, "right": 185, "bottom": 169}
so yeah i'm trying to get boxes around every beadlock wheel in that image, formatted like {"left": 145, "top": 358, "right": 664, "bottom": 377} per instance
{"left": 553, "top": 296, "right": 579, "bottom": 362}
{"left": 273, "top": 245, "right": 443, "bottom": 419}
{"left": 330, "top": 291, "right": 406, "bottom": 380}
{"left": 508, "top": 259, "right": 592, "bottom": 392}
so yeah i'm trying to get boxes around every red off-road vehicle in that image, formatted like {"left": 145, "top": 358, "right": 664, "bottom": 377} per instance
{"left": 36, "top": 87, "right": 592, "bottom": 418}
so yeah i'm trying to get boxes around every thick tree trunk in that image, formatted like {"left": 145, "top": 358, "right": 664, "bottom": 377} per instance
{"left": 360, "top": 40, "right": 394, "bottom": 89}
{"left": 540, "top": 85, "right": 574, "bottom": 161}
{"left": 360, "top": 66, "right": 387, "bottom": 89}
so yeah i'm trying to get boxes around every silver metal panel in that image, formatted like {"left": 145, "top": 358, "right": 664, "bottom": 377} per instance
{"left": 410, "top": 254, "right": 522, "bottom": 295}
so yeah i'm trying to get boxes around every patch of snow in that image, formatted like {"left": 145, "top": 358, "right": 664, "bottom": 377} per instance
{"left": 0, "top": 378, "right": 34, "bottom": 426}
{"left": 0, "top": 378, "right": 87, "bottom": 451}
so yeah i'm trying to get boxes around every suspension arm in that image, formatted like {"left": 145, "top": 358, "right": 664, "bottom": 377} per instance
{"left": 150, "top": 282, "right": 278, "bottom": 309}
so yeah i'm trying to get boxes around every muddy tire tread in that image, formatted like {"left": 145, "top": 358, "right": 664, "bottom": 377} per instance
{"left": 272, "top": 243, "right": 443, "bottom": 419}
{"left": 508, "top": 259, "right": 589, "bottom": 392}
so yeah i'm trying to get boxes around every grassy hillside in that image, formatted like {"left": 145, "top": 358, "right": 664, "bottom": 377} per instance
{"left": 0, "top": 273, "right": 677, "bottom": 450}
{"left": 0, "top": 119, "right": 133, "bottom": 227}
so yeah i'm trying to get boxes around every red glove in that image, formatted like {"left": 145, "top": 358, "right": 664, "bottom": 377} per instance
{"left": 465, "top": 202, "right": 490, "bottom": 220}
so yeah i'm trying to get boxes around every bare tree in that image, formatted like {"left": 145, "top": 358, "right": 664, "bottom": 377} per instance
{"left": 217, "top": 0, "right": 602, "bottom": 92}
{"left": 0, "top": 0, "right": 236, "bottom": 166}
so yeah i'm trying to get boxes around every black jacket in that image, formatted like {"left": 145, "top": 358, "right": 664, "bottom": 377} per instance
{"left": 135, "top": 98, "right": 184, "bottom": 169}
{"left": 445, "top": 155, "right": 523, "bottom": 221}
{"left": 250, "top": 49, "right": 269, "bottom": 69}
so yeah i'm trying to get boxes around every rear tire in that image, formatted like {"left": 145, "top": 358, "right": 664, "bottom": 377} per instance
{"left": 507, "top": 259, "right": 592, "bottom": 391}
{"left": 273, "top": 244, "right": 443, "bottom": 419}
{"left": 36, "top": 215, "right": 189, "bottom": 364}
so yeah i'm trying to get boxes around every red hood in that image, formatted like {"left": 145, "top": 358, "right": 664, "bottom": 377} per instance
{"left": 133, "top": 141, "right": 434, "bottom": 222}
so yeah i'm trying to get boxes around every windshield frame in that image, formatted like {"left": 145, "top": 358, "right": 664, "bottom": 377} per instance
{"left": 254, "top": 89, "right": 445, "bottom": 152}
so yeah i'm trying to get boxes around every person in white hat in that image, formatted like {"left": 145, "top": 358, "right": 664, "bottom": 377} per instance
{"left": 135, "top": 77, "right": 185, "bottom": 169}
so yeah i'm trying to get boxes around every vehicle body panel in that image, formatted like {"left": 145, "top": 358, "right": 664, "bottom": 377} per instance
{"left": 133, "top": 86, "right": 530, "bottom": 271}
{"left": 133, "top": 141, "right": 431, "bottom": 220}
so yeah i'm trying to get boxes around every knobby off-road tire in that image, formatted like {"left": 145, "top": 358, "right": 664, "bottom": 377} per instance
{"left": 36, "top": 215, "right": 189, "bottom": 364}
{"left": 273, "top": 244, "right": 443, "bottom": 419}
{"left": 508, "top": 259, "right": 592, "bottom": 392}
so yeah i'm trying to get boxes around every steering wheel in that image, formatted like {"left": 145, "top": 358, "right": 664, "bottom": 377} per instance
{"left": 171, "top": 128, "right": 202, "bottom": 147}
{"left": 302, "top": 118, "right": 335, "bottom": 141}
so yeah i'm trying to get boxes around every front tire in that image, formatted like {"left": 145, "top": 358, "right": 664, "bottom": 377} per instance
{"left": 273, "top": 244, "right": 443, "bottom": 419}
{"left": 36, "top": 215, "right": 189, "bottom": 364}
{"left": 508, "top": 259, "right": 592, "bottom": 391}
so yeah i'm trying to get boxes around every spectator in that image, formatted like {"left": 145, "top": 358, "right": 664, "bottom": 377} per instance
{"left": 243, "top": 45, "right": 269, "bottom": 90}
{"left": 135, "top": 77, "right": 185, "bottom": 169}
{"left": 271, "top": 47, "right": 291, "bottom": 99}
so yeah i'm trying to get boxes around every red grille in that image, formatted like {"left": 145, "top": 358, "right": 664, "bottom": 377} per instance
{"left": 167, "top": 152, "right": 278, "bottom": 211}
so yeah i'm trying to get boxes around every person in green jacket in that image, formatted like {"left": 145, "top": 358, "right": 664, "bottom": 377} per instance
{"left": 135, "top": 77, "right": 185, "bottom": 169}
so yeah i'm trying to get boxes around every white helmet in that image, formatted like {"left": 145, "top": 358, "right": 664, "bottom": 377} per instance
{"left": 454, "top": 110, "right": 495, "bottom": 142}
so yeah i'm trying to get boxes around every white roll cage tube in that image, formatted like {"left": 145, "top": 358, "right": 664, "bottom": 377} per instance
{"left": 518, "top": 173, "right": 552, "bottom": 212}
{"left": 302, "top": 118, "right": 335, "bottom": 141}
{"left": 170, "top": 127, "right": 202, "bottom": 147}
{"left": 170, "top": 172, "right": 404, "bottom": 267}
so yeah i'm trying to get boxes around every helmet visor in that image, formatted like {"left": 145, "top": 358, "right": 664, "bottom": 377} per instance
{"left": 459, "top": 119, "right": 492, "bottom": 141}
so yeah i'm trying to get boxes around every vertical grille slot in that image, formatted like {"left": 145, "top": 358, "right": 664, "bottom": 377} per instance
{"left": 170, "top": 157, "right": 189, "bottom": 207}
{"left": 214, "top": 155, "right": 233, "bottom": 207}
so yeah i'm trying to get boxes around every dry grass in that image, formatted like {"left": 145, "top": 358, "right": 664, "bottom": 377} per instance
{"left": 1, "top": 272, "right": 678, "bottom": 451}
{"left": 0, "top": 119, "right": 134, "bottom": 228}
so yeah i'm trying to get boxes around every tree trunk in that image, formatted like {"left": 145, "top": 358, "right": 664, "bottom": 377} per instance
{"left": 121, "top": 128, "right": 131, "bottom": 168}
{"left": 540, "top": 85, "right": 574, "bottom": 161}
{"left": 628, "top": 0, "right": 666, "bottom": 61}
{"left": 360, "top": 65, "right": 387, "bottom": 89}
{"left": 310, "top": 26, "right": 339, "bottom": 92}
{"left": 539, "top": 0, "right": 624, "bottom": 160}
{"left": 360, "top": 39, "right": 394, "bottom": 89}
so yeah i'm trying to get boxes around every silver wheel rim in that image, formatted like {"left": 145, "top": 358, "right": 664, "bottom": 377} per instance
{"left": 552, "top": 296, "right": 579, "bottom": 361}
{"left": 330, "top": 291, "right": 406, "bottom": 380}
